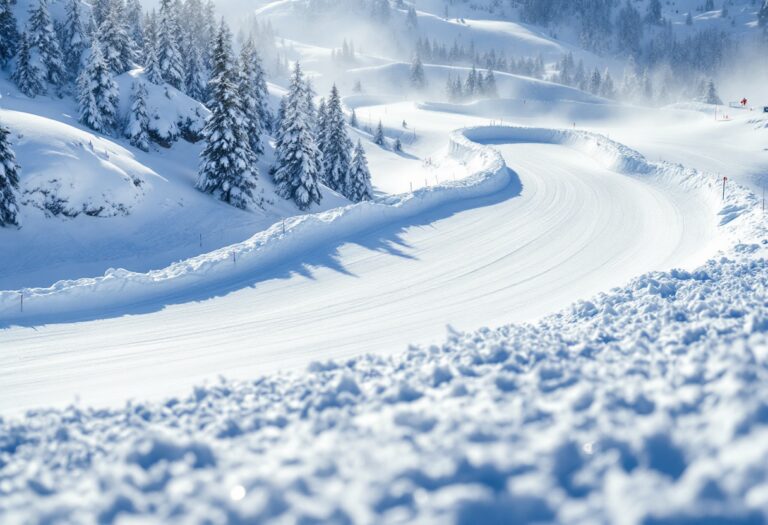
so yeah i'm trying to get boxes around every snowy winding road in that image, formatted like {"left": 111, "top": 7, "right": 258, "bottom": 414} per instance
{"left": 0, "top": 140, "right": 720, "bottom": 413}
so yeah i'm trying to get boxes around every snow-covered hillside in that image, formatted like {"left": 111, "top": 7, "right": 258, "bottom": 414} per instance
{"left": 2, "top": 0, "right": 768, "bottom": 523}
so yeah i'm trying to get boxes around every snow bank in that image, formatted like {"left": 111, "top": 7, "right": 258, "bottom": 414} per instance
{"left": 3, "top": 253, "right": 768, "bottom": 523}
{"left": 0, "top": 126, "right": 510, "bottom": 322}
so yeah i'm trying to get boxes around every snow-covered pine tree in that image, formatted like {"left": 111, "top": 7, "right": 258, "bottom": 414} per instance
{"left": 406, "top": 6, "right": 418, "bottom": 32}
{"left": 99, "top": 0, "right": 135, "bottom": 74}
{"left": 184, "top": 45, "right": 207, "bottom": 101}
{"left": 616, "top": 1, "right": 643, "bottom": 56}
{"left": 12, "top": 32, "right": 45, "bottom": 97}
{"left": 0, "top": 0, "right": 19, "bottom": 67}
{"left": 92, "top": 0, "right": 111, "bottom": 27}
{"left": 196, "top": 23, "right": 257, "bottom": 209}
{"left": 589, "top": 68, "right": 601, "bottom": 95}
{"left": 347, "top": 140, "right": 373, "bottom": 202}
{"left": 271, "top": 62, "right": 322, "bottom": 211}
{"left": 142, "top": 16, "right": 164, "bottom": 85}
{"left": 316, "top": 97, "right": 328, "bottom": 153}
{"left": 600, "top": 69, "right": 615, "bottom": 99}
{"left": 237, "top": 39, "right": 269, "bottom": 155}
{"left": 410, "top": 54, "right": 426, "bottom": 90}
{"left": 157, "top": 0, "right": 184, "bottom": 89}
{"left": 274, "top": 97, "right": 286, "bottom": 133}
{"left": 0, "top": 121, "right": 21, "bottom": 227}
{"left": 465, "top": 65, "right": 478, "bottom": 96}
{"left": 645, "top": 0, "right": 662, "bottom": 25}
{"left": 125, "top": 81, "right": 150, "bottom": 151}
{"left": 350, "top": 108, "right": 358, "bottom": 128}
{"left": 78, "top": 38, "right": 119, "bottom": 133}
{"left": 126, "top": 0, "right": 144, "bottom": 46}
{"left": 484, "top": 69, "right": 498, "bottom": 97}
{"left": 303, "top": 78, "right": 317, "bottom": 129}
{"left": 703, "top": 79, "right": 722, "bottom": 105}
{"left": 60, "top": 0, "right": 88, "bottom": 81}
{"left": 27, "top": 0, "right": 65, "bottom": 87}
{"left": 374, "top": 120, "right": 385, "bottom": 146}
{"left": 319, "top": 84, "right": 353, "bottom": 194}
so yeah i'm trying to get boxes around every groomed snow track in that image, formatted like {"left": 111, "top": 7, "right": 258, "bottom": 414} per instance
{"left": 0, "top": 126, "right": 732, "bottom": 412}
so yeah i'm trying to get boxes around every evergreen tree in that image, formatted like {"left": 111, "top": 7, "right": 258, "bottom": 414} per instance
{"left": 347, "top": 140, "right": 373, "bottom": 202}
{"left": 616, "top": 1, "right": 643, "bottom": 56}
{"left": 99, "top": 0, "right": 135, "bottom": 74}
{"left": 484, "top": 69, "right": 498, "bottom": 97}
{"left": 238, "top": 38, "right": 269, "bottom": 146}
{"left": 185, "top": 45, "right": 207, "bottom": 101}
{"left": 465, "top": 65, "right": 478, "bottom": 96}
{"left": 703, "top": 79, "right": 722, "bottom": 104}
{"left": 406, "top": 6, "right": 418, "bottom": 31}
{"left": 126, "top": 0, "right": 144, "bottom": 45}
{"left": 0, "top": 121, "right": 21, "bottom": 227}
{"left": 125, "top": 81, "right": 151, "bottom": 151}
{"left": 319, "top": 85, "right": 353, "bottom": 194}
{"left": 60, "top": 0, "right": 88, "bottom": 80}
{"left": 686, "top": 12, "right": 693, "bottom": 26}
{"left": 600, "top": 69, "right": 615, "bottom": 99}
{"left": 645, "top": 0, "right": 662, "bottom": 24}
{"left": 274, "top": 97, "right": 286, "bottom": 133}
{"left": 157, "top": 0, "right": 184, "bottom": 89}
{"left": 589, "top": 68, "right": 602, "bottom": 95}
{"left": 78, "top": 39, "right": 119, "bottom": 133}
{"left": 28, "top": 0, "right": 65, "bottom": 87}
{"left": 12, "top": 32, "right": 45, "bottom": 97}
{"left": 271, "top": 62, "right": 322, "bottom": 211}
{"left": 143, "top": 17, "right": 164, "bottom": 85}
{"left": 92, "top": 0, "right": 111, "bottom": 27}
{"left": 410, "top": 54, "right": 426, "bottom": 90}
{"left": 374, "top": 120, "right": 385, "bottom": 146}
{"left": 196, "top": 23, "right": 257, "bottom": 209}
{"left": 350, "top": 108, "right": 358, "bottom": 127}
{"left": 0, "top": 0, "right": 19, "bottom": 67}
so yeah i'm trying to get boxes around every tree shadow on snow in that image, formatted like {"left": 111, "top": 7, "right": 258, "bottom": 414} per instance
{"left": 0, "top": 168, "right": 523, "bottom": 330}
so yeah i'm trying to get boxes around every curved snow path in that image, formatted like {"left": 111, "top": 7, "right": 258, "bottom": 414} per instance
{"left": 0, "top": 142, "right": 719, "bottom": 413}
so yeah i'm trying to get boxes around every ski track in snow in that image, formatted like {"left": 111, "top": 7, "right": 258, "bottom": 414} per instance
{"left": 0, "top": 125, "right": 733, "bottom": 415}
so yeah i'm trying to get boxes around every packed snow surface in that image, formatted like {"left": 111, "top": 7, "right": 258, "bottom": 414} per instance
{"left": 2, "top": 253, "right": 768, "bottom": 524}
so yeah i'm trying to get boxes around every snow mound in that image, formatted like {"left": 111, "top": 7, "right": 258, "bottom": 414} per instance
{"left": 2, "top": 254, "right": 768, "bottom": 523}
{"left": 0, "top": 109, "right": 151, "bottom": 219}
{"left": 116, "top": 70, "right": 210, "bottom": 146}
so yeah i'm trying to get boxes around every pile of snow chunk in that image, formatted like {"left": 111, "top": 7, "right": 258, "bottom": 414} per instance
{"left": 2, "top": 254, "right": 768, "bottom": 523}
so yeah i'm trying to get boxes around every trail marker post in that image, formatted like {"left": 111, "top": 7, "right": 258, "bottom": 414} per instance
{"left": 19, "top": 292, "right": 23, "bottom": 313}
{"left": 722, "top": 176, "right": 727, "bottom": 200}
